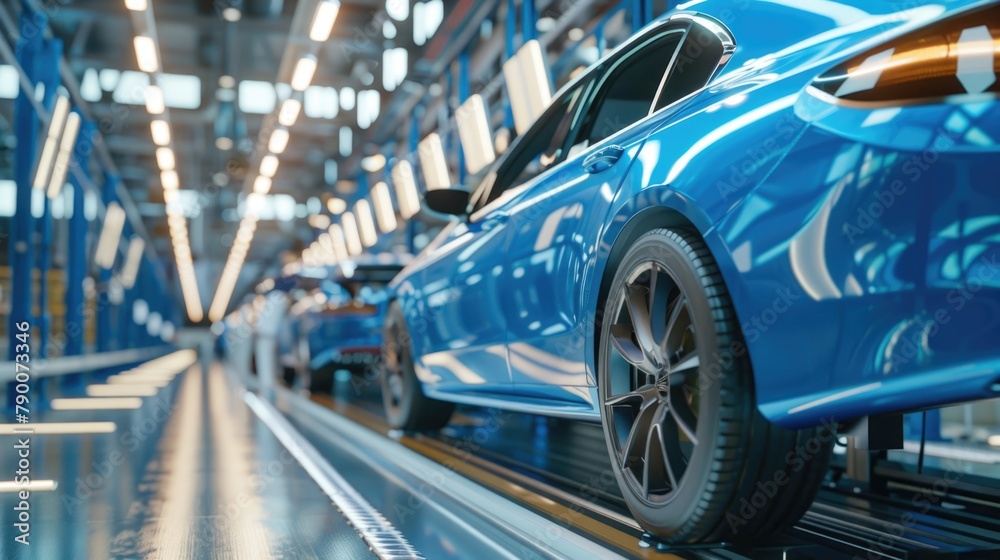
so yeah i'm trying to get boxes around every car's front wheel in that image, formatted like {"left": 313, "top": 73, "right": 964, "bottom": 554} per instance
{"left": 381, "top": 301, "right": 455, "bottom": 431}
{"left": 598, "top": 228, "right": 832, "bottom": 543}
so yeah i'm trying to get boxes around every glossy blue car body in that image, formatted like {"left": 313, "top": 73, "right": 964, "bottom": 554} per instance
{"left": 391, "top": 0, "right": 1000, "bottom": 429}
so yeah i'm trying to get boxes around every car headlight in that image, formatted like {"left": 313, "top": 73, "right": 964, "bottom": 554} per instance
{"left": 810, "top": 3, "right": 998, "bottom": 106}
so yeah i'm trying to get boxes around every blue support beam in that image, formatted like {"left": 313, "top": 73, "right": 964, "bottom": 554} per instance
{"left": 457, "top": 51, "right": 470, "bottom": 186}
{"left": 632, "top": 0, "right": 653, "bottom": 31}
{"left": 521, "top": 0, "right": 536, "bottom": 43}
{"left": 407, "top": 107, "right": 421, "bottom": 255}
{"left": 65, "top": 118, "right": 96, "bottom": 357}
{"left": 35, "top": 36, "right": 63, "bottom": 360}
{"left": 504, "top": 0, "right": 517, "bottom": 129}
{"left": 118, "top": 222, "right": 133, "bottom": 350}
{"left": 505, "top": 0, "right": 517, "bottom": 57}
{"left": 8, "top": 6, "right": 46, "bottom": 362}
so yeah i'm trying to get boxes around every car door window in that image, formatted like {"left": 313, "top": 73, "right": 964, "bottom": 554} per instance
{"left": 653, "top": 19, "right": 732, "bottom": 111}
{"left": 572, "top": 17, "right": 734, "bottom": 149}
{"left": 573, "top": 28, "right": 686, "bottom": 149}
{"left": 474, "top": 78, "right": 592, "bottom": 208}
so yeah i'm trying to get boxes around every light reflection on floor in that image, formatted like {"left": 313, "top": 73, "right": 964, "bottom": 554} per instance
{"left": 0, "top": 361, "right": 374, "bottom": 560}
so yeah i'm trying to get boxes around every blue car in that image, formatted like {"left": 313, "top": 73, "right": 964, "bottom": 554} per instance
{"left": 299, "top": 259, "right": 407, "bottom": 394}
{"left": 381, "top": 0, "right": 1000, "bottom": 543}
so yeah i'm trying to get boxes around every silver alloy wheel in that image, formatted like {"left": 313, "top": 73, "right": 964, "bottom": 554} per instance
{"left": 604, "top": 261, "right": 702, "bottom": 505}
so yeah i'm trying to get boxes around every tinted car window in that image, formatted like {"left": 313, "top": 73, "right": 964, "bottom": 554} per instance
{"left": 576, "top": 29, "right": 685, "bottom": 147}
{"left": 653, "top": 21, "right": 730, "bottom": 110}
{"left": 482, "top": 79, "right": 591, "bottom": 204}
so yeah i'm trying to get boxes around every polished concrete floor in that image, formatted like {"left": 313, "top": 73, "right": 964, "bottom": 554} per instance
{"left": 0, "top": 362, "right": 374, "bottom": 560}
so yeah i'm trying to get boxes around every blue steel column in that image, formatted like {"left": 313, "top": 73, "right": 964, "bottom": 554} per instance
{"left": 457, "top": 51, "right": 470, "bottom": 186}
{"left": 521, "top": 0, "right": 536, "bottom": 43}
{"left": 504, "top": 0, "right": 516, "bottom": 129}
{"left": 96, "top": 173, "right": 119, "bottom": 352}
{"left": 407, "top": 108, "right": 421, "bottom": 255}
{"left": 8, "top": 7, "right": 45, "bottom": 361}
{"left": 65, "top": 118, "right": 95, "bottom": 357}
{"left": 36, "top": 36, "right": 62, "bottom": 359}
{"left": 117, "top": 222, "right": 133, "bottom": 350}
{"left": 632, "top": 0, "right": 653, "bottom": 31}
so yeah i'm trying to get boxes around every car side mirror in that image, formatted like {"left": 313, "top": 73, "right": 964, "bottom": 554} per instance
{"left": 424, "top": 189, "right": 471, "bottom": 216}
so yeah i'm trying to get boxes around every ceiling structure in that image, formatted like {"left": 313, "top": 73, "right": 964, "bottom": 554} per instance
{"left": 0, "top": 0, "right": 628, "bottom": 321}
{"left": 10, "top": 0, "right": 440, "bottom": 272}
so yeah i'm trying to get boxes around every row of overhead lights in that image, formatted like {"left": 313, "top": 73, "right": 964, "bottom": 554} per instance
{"left": 301, "top": 156, "right": 425, "bottom": 268}
{"left": 30, "top": 83, "right": 153, "bottom": 315}
{"left": 126, "top": 0, "right": 204, "bottom": 322}
{"left": 304, "top": 36, "right": 554, "bottom": 267}
{"left": 208, "top": 0, "right": 341, "bottom": 322}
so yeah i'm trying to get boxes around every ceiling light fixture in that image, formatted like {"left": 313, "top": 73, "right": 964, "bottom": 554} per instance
{"left": 46, "top": 111, "right": 81, "bottom": 200}
{"left": 341, "top": 212, "right": 363, "bottom": 256}
{"left": 33, "top": 95, "right": 70, "bottom": 190}
{"left": 326, "top": 197, "right": 347, "bottom": 214}
{"left": 150, "top": 120, "right": 171, "bottom": 145}
{"left": 309, "top": 0, "right": 341, "bottom": 42}
{"left": 360, "top": 153, "right": 386, "bottom": 173}
{"left": 268, "top": 128, "right": 290, "bottom": 154}
{"left": 391, "top": 160, "right": 420, "bottom": 219}
{"left": 121, "top": 236, "right": 145, "bottom": 289}
{"left": 278, "top": 98, "right": 302, "bottom": 127}
{"left": 418, "top": 132, "right": 451, "bottom": 190}
{"left": 145, "top": 85, "right": 165, "bottom": 115}
{"left": 355, "top": 199, "right": 378, "bottom": 247}
{"left": 291, "top": 55, "right": 318, "bottom": 91}
{"left": 160, "top": 170, "right": 179, "bottom": 191}
{"left": 259, "top": 155, "right": 279, "bottom": 178}
{"left": 133, "top": 35, "right": 159, "bottom": 73}
{"left": 253, "top": 176, "right": 272, "bottom": 194}
{"left": 95, "top": 202, "right": 127, "bottom": 269}
{"left": 155, "top": 147, "right": 175, "bottom": 170}
{"left": 371, "top": 182, "right": 397, "bottom": 233}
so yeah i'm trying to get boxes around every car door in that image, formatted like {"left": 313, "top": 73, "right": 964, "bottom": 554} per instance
{"left": 499, "top": 17, "right": 733, "bottom": 399}
{"left": 413, "top": 212, "right": 513, "bottom": 392}
{"left": 415, "top": 81, "right": 592, "bottom": 394}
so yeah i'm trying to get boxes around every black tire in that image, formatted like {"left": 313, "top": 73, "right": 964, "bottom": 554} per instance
{"left": 598, "top": 228, "right": 832, "bottom": 543}
{"left": 281, "top": 366, "right": 297, "bottom": 387}
{"left": 382, "top": 301, "right": 455, "bottom": 431}
{"left": 309, "top": 364, "right": 336, "bottom": 395}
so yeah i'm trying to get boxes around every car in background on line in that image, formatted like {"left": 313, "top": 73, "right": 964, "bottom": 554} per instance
{"left": 380, "top": 0, "right": 1000, "bottom": 544}
{"left": 294, "top": 256, "right": 410, "bottom": 394}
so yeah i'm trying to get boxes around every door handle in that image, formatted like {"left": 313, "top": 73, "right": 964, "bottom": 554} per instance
{"left": 583, "top": 145, "right": 625, "bottom": 174}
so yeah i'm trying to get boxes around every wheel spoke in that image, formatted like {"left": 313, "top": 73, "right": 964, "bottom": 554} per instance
{"left": 620, "top": 399, "right": 659, "bottom": 469}
{"left": 643, "top": 416, "right": 671, "bottom": 496}
{"left": 648, "top": 266, "right": 672, "bottom": 346}
{"left": 625, "top": 284, "right": 659, "bottom": 365}
{"left": 661, "top": 294, "right": 689, "bottom": 356}
{"left": 669, "top": 390, "right": 699, "bottom": 445}
{"left": 670, "top": 350, "right": 700, "bottom": 375}
{"left": 605, "top": 388, "right": 645, "bottom": 408}
{"left": 660, "top": 414, "right": 688, "bottom": 486}
{"left": 609, "top": 324, "right": 644, "bottom": 365}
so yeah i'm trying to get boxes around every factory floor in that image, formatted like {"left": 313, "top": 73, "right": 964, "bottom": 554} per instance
{"left": 0, "top": 361, "right": 373, "bottom": 560}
